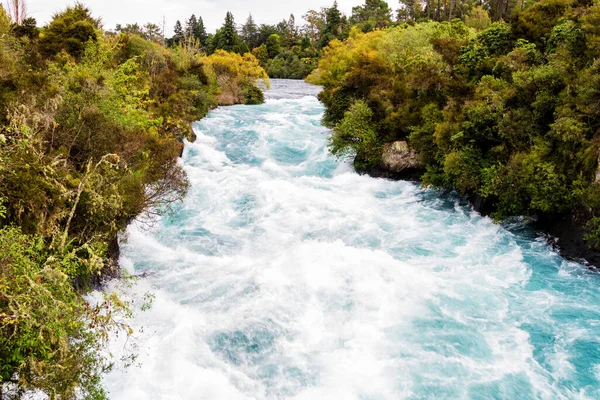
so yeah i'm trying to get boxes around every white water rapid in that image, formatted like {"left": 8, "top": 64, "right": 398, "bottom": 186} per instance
{"left": 103, "top": 80, "right": 600, "bottom": 400}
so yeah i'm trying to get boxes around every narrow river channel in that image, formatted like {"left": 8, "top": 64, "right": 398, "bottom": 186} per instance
{"left": 104, "top": 80, "right": 600, "bottom": 399}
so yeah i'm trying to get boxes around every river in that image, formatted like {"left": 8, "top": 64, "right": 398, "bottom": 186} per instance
{"left": 104, "top": 80, "right": 600, "bottom": 399}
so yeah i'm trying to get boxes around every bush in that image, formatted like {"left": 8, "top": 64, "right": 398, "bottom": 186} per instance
{"left": 329, "top": 100, "right": 383, "bottom": 168}
{"left": 0, "top": 227, "right": 133, "bottom": 399}
{"left": 39, "top": 3, "right": 100, "bottom": 58}
{"left": 243, "top": 83, "right": 264, "bottom": 104}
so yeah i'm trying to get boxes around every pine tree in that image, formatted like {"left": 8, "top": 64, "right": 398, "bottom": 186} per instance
{"left": 320, "top": 1, "right": 343, "bottom": 48}
{"left": 185, "top": 14, "right": 198, "bottom": 41}
{"left": 219, "top": 11, "right": 237, "bottom": 51}
{"left": 286, "top": 14, "right": 299, "bottom": 47}
{"left": 196, "top": 16, "right": 208, "bottom": 47}
{"left": 241, "top": 14, "right": 259, "bottom": 50}
{"left": 144, "top": 23, "right": 162, "bottom": 43}
{"left": 172, "top": 20, "right": 184, "bottom": 44}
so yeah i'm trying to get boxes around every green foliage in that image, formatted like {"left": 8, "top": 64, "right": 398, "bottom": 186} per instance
{"left": 266, "top": 52, "right": 314, "bottom": 79}
{"left": 320, "top": 2, "right": 347, "bottom": 49}
{"left": 243, "top": 83, "right": 265, "bottom": 104}
{"left": 311, "top": 0, "right": 600, "bottom": 239}
{"left": 0, "top": 196, "right": 6, "bottom": 220}
{"left": 329, "top": 100, "right": 382, "bottom": 168}
{"left": 39, "top": 3, "right": 100, "bottom": 58}
{"left": 465, "top": 6, "right": 492, "bottom": 31}
{"left": 515, "top": 0, "right": 573, "bottom": 43}
{"left": 350, "top": 0, "right": 392, "bottom": 32}
{"left": 172, "top": 20, "right": 184, "bottom": 44}
{"left": 0, "top": 227, "right": 134, "bottom": 398}
{"left": 241, "top": 14, "right": 260, "bottom": 50}
{"left": 266, "top": 34, "right": 283, "bottom": 58}
{"left": 546, "top": 20, "right": 586, "bottom": 58}
{"left": 460, "top": 23, "right": 515, "bottom": 74}
{"left": 0, "top": 4, "right": 267, "bottom": 397}
{"left": 203, "top": 50, "right": 269, "bottom": 105}
{"left": 211, "top": 12, "right": 246, "bottom": 53}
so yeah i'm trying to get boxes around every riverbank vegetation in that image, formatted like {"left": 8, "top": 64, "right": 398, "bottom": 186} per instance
{"left": 308, "top": 0, "right": 600, "bottom": 253}
{"left": 4, "top": 0, "right": 600, "bottom": 395}
{"left": 0, "top": 3, "right": 267, "bottom": 397}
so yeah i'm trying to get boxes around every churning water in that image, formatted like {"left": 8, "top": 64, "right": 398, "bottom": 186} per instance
{"left": 105, "top": 80, "right": 600, "bottom": 399}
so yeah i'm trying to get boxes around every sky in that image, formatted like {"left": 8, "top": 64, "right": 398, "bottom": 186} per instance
{"left": 22, "top": 0, "right": 377, "bottom": 36}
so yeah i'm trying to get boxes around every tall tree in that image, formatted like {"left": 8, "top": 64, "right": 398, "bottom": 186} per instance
{"left": 351, "top": 0, "right": 392, "bottom": 31}
{"left": 397, "top": 0, "right": 424, "bottom": 21}
{"left": 303, "top": 9, "right": 326, "bottom": 56}
{"left": 6, "top": 0, "right": 27, "bottom": 24}
{"left": 285, "top": 14, "right": 300, "bottom": 47}
{"left": 144, "top": 22, "right": 162, "bottom": 43}
{"left": 195, "top": 16, "right": 208, "bottom": 47}
{"left": 320, "top": 1, "right": 344, "bottom": 48}
{"left": 240, "top": 14, "right": 259, "bottom": 49}
{"left": 212, "top": 11, "right": 247, "bottom": 53}
{"left": 39, "top": 3, "right": 100, "bottom": 58}
{"left": 185, "top": 14, "right": 198, "bottom": 41}
{"left": 220, "top": 11, "right": 237, "bottom": 51}
{"left": 257, "top": 23, "right": 279, "bottom": 47}
{"left": 172, "top": 20, "right": 184, "bottom": 44}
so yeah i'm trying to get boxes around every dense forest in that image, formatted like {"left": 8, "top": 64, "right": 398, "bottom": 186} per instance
{"left": 308, "top": 0, "right": 600, "bottom": 260}
{"left": 0, "top": 2, "right": 267, "bottom": 398}
{"left": 114, "top": 1, "right": 398, "bottom": 79}
{"left": 2, "top": 0, "right": 600, "bottom": 397}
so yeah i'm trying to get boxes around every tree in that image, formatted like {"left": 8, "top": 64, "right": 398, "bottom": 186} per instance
{"left": 143, "top": 22, "right": 162, "bottom": 43}
{"left": 465, "top": 5, "right": 492, "bottom": 31}
{"left": 397, "top": 0, "right": 424, "bottom": 21}
{"left": 303, "top": 9, "right": 325, "bottom": 56}
{"left": 195, "top": 16, "right": 208, "bottom": 47}
{"left": 266, "top": 33, "right": 282, "bottom": 58}
{"left": 329, "top": 100, "right": 382, "bottom": 168}
{"left": 115, "top": 23, "right": 143, "bottom": 36}
{"left": 350, "top": 0, "right": 392, "bottom": 31}
{"left": 39, "top": 3, "right": 100, "bottom": 58}
{"left": 172, "top": 20, "right": 184, "bottom": 44}
{"left": 217, "top": 11, "right": 238, "bottom": 52}
{"left": 6, "top": 0, "right": 26, "bottom": 24}
{"left": 285, "top": 14, "right": 300, "bottom": 46}
{"left": 252, "top": 43, "right": 269, "bottom": 65}
{"left": 320, "top": 1, "right": 345, "bottom": 48}
{"left": 241, "top": 14, "right": 259, "bottom": 50}
{"left": 12, "top": 16, "right": 37, "bottom": 38}
{"left": 257, "top": 23, "right": 279, "bottom": 47}
{"left": 185, "top": 14, "right": 198, "bottom": 41}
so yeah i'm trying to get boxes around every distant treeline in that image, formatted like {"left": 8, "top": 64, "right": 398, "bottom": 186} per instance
{"left": 116, "top": 0, "right": 507, "bottom": 79}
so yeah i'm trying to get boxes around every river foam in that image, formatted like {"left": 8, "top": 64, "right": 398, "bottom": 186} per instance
{"left": 104, "top": 80, "right": 600, "bottom": 399}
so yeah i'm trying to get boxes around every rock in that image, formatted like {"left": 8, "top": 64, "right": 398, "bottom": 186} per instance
{"left": 382, "top": 141, "right": 423, "bottom": 173}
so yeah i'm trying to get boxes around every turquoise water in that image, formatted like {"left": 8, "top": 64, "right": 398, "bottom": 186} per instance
{"left": 106, "top": 80, "right": 600, "bottom": 399}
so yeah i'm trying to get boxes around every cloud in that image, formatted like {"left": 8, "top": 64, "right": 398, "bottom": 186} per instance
{"left": 24, "top": 0, "right": 376, "bottom": 35}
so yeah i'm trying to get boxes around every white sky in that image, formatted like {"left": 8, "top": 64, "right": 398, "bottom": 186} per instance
{"left": 22, "top": 0, "right": 384, "bottom": 35}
